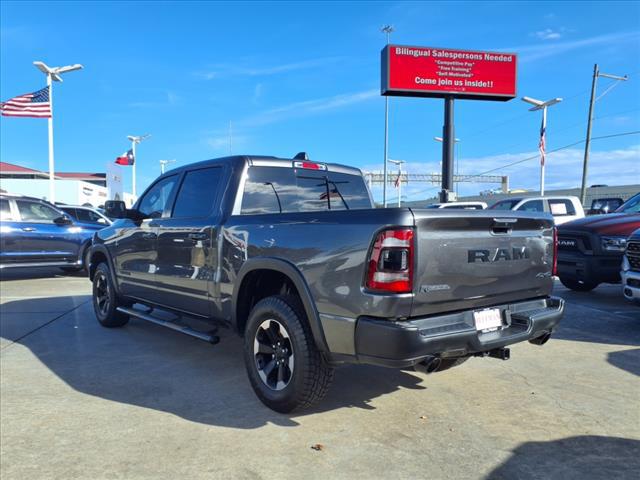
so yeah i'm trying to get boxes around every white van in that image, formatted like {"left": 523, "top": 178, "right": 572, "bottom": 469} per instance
{"left": 489, "top": 196, "right": 585, "bottom": 225}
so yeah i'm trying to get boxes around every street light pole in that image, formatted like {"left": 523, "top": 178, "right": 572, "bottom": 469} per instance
{"left": 46, "top": 73, "right": 54, "bottom": 203}
{"left": 521, "top": 96, "right": 563, "bottom": 196}
{"left": 580, "top": 64, "right": 628, "bottom": 205}
{"left": 381, "top": 25, "right": 394, "bottom": 207}
{"left": 33, "top": 61, "right": 83, "bottom": 203}
{"left": 159, "top": 159, "right": 176, "bottom": 175}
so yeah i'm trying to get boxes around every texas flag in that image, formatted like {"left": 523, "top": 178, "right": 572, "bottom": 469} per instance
{"left": 115, "top": 149, "right": 135, "bottom": 166}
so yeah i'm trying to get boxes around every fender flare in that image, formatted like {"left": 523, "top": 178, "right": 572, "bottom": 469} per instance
{"left": 232, "top": 257, "right": 329, "bottom": 355}
{"left": 88, "top": 244, "right": 121, "bottom": 296}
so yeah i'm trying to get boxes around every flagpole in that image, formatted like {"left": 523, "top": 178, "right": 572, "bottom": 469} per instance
{"left": 131, "top": 138, "right": 137, "bottom": 197}
{"left": 540, "top": 106, "right": 547, "bottom": 196}
{"left": 47, "top": 74, "right": 55, "bottom": 203}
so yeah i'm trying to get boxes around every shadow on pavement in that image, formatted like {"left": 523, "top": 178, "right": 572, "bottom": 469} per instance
{"left": 607, "top": 348, "right": 640, "bottom": 377}
{"left": 487, "top": 435, "right": 640, "bottom": 480}
{"left": 0, "top": 296, "right": 426, "bottom": 428}
{"left": 0, "top": 267, "right": 86, "bottom": 281}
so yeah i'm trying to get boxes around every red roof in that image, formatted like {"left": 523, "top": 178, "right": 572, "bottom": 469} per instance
{"left": 0, "top": 162, "right": 105, "bottom": 179}
{"left": 0, "top": 161, "right": 44, "bottom": 174}
{"left": 57, "top": 172, "right": 106, "bottom": 180}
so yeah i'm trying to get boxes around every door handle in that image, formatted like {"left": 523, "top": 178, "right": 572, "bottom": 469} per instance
{"left": 142, "top": 232, "right": 157, "bottom": 240}
{"left": 21, "top": 227, "right": 36, "bottom": 232}
{"left": 188, "top": 233, "right": 208, "bottom": 240}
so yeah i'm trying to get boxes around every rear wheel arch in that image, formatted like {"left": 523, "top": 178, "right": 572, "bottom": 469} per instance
{"left": 88, "top": 245, "right": 119, "bottom": 293}
{"left": 232, "top": 258, "right": 329, "bottom": 355}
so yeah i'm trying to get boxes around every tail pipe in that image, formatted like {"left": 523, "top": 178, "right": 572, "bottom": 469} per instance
{"left": 529, "top": 332, "right": 552, "bottom": 346}
{"left": 414, "top": 356, "right": 442, "bottom": 375}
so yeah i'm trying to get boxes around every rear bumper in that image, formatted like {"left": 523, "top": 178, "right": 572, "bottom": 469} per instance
{"left": 622, "top": 270, "right": 640, "bottom": 301}
{"left": 557, "top": 251, "right": 622, "bottom": 285}
{"left": 354, "top": 297, "right": 564, "bottom": 368}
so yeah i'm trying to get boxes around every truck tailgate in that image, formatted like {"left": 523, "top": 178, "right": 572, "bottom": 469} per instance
{"left": 409, "top": 209, "right": 555, "bottom": 317}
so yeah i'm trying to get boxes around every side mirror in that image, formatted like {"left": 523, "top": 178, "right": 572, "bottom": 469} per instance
{"left": 54, "top": 214, "right": 73, "bottom": 226}
{"left": 104, "top": 200, "right": 127, "bottom": 219}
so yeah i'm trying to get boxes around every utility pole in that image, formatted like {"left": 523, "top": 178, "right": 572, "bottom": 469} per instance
{"left": 381, "top": 25, "right": 394, "bottom": 207}
{"left": 580, "top": 64, "right": 628, "bottom": 205}
{"left": 33, "top": 61, "right": 83, "bottom": 203}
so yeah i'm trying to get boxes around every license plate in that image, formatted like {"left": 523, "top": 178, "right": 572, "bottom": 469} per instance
{"left": 474, "top": 308, "right": 503, "bottom": 331}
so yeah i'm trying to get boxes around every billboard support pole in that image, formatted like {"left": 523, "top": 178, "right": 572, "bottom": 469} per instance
{"left": 440, "top": 96, "right": 455, "bottom": 203}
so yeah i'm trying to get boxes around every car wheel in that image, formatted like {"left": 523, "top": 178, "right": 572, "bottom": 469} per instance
{"left": 243, "top": 295, "right": 334, "bottom": 413}
{"left": 92, "top": 262, "right": 129, "bottom": 328}
{"left": 60, "top": 246, "right": 92, "bottom": 275}
{"left": 559, "top": 277, "right": 598, "bottom": 292}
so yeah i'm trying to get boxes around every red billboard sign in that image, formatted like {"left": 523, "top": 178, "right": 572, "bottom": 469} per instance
{"left": 382, "top": 45, "right": 517, "bottom": 101}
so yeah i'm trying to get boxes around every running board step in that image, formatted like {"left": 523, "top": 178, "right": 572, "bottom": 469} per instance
{"left": 116, "top": 307, "right": 220, "bottom": 344}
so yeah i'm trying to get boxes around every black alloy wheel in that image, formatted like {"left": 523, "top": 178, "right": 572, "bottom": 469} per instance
{"left": 254, "top": 319, "right": 295, "bottom": 391}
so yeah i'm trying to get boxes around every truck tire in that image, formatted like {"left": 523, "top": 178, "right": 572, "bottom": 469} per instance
{"left": 92, "top": 262, "right": 129, "bottom": 328}
{"left": 243, "top": 295, "right": 334, "bottom": 413}
{"left": 559, "top": 277, "right": 598, "bottom": 292}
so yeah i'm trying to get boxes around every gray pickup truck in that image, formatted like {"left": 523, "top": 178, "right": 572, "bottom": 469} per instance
{"left": 91, "top": 154, "right": 564, "bottom": 412}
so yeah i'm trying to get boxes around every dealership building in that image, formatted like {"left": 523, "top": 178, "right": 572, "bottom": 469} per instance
{"left": 0, "top": 161, "right": 134, "bottom": 207}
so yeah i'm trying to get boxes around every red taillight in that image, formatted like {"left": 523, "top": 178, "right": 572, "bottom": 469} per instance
{"left": 366, "top": 228, "right": 414, "bottom": 293}
{"left": 552, "top": 227, "right": 558, "bottom": 276}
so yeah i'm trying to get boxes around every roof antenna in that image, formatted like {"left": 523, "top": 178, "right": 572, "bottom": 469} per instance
{"left": 293, "top": 152, "right": 309, "bottom": 160}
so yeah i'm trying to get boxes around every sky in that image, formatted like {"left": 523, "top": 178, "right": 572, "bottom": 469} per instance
{"left": 1, "top": 0, "right": 639, "bottom": 203}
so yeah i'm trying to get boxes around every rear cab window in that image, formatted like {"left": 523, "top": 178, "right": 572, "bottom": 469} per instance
{"left": 240, "top": 165, "right": 372, "bottom": 215}
{"left": 548, "top": 199, "right": 576, "bottom": 216}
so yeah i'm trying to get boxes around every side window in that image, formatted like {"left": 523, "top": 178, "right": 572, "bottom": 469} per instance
{"left": 61, "top": 208, "right": 78, "bottom": 220}
{"left": 548, "top": 199, "right": 576, "bottom": 216}
{"left": 75, "top": 209, "right": 99, "bottom": 223}
{"left": 172, "top": 167, "right": 223, "bottom": 218}
{"left": 138, "top": 175, "right": 179, "bottom": 219}
{"left": 16, "top": 200, "right": 61, "bottom": 222}
{"left": 517, "top": 200, "right": 544, "bottom": 212}
{"left": 1, "top": 199, "right": 14, "bottom": 221}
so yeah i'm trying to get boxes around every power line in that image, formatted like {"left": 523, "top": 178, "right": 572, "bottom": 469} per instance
{"left": 403, "top": 130, "right": 640, "bottom": 200}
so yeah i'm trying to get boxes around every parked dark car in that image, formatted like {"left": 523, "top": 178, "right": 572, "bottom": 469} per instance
{"left": 89, "top": 154, "right": 563, "bottom": 412}
{"left": 0, "top": 194, "right": 97, "bottom": 272}
{"left": 59, "top": 205, "right": 112, "bottom": 228}
{"left": 587, "top": 197, "right": 624, "bottom": 215}
{"left": 557, "top": 192, "right": 640, "bottom": 291}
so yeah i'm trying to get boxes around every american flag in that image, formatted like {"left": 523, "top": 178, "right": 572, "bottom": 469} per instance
{"left": 0, "top": 87, "right": 52, "bottom": 118}
{"left": 539, "top": 117, "right": 546, "bottom": 167}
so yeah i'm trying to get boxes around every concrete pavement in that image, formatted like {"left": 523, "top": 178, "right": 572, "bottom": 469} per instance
{"left": 1, "top": 268, "right": 639, "bottom": 479}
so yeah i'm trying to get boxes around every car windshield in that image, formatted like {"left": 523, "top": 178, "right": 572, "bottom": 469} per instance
{"left": 489, "top": 199, "right": 521, "bottom": 210}
{"left": 615, "top": 193, "right": 640, "bottom": 213}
